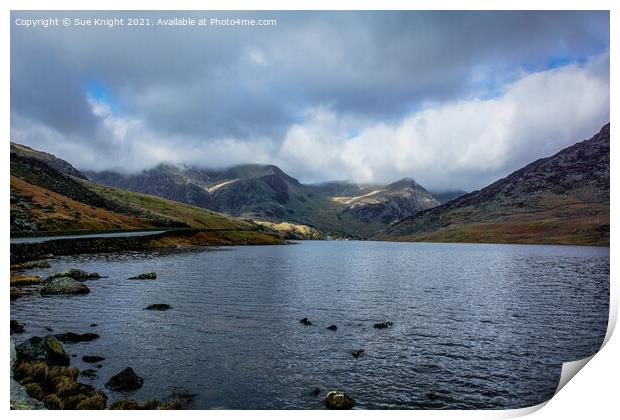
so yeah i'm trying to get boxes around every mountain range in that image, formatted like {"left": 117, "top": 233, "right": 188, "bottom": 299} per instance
{"left": 84, "top": 165, "right": 441, "bottom": 237}
{"left": 10, "top": 123, "right": 609, "bottom": 245}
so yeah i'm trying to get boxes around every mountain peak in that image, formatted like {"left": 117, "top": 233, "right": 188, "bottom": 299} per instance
{"left": 386, "top": 177, "right": 420, "bottom": 190}
{"left": 10, "top": 142, "right": 86, "bottom": 179}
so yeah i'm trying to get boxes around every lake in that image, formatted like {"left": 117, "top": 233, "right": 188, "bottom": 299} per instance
{"left": 10, "top": 241, "right": 610, "bottom": 409}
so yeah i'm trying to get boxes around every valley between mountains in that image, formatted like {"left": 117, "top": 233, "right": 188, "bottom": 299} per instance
{"left": 11, "top": 123, "right": 609, "bottom": 246}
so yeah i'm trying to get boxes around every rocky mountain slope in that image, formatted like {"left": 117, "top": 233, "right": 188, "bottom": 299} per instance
{"left": 11, "top": 143, "right": 85, "bottom": 179}
{"left": 382, "top": 123, "right": 610, "bottom": 246}
{"left": 85, "top": 164, "right": 440, "bottom": 237}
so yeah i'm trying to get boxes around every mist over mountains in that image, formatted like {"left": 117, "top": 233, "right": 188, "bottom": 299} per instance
{"left": 11, "top": 122, "right": 609, "bottom": 244}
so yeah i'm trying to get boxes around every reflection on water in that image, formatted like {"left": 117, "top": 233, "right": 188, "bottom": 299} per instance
{"left": 10, "top": 241, "right": 609, "bottom": 409}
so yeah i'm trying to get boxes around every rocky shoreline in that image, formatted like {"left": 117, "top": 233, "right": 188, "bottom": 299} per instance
{"left": 11, "top": 258, "right": 368, "bottom": 410}
{"left": 9, "top": 230, "right": 286, "bottom": 410}
{"left": 10, "top": 262, "right": 195, "bottom": 410}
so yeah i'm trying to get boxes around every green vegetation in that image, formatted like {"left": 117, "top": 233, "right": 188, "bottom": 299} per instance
{"left": 81, "top": 179, "right": 255, "bottom": 230}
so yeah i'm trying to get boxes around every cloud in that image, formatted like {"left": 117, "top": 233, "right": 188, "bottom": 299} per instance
{"left": 10, "top": 11, "right": 609, "bottom": 190}
{"left": 276, "top": 53, "right": 610, "bottom": 190}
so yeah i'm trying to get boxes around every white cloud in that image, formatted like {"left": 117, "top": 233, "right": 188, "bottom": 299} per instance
{"left": 11, "top": 54, "right": 609, "bottom": 191}
{"left": 275, "top": 53, "right": 610, "bottom": 190}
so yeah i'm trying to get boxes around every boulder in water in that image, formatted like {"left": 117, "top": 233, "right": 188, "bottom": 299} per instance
{"left": 426, "top": 392, "right": 440, "bottom": 401}
{"left": 82, "top": 355, "right": 106, "bottom": 363}
{"left": 11, "top": 320, "right": 25, "bottom": 334}
{"left": 373, "top": 321, "right": 393, "bottom": 329}
{"left": 46, "top": 268, "right": 100, "bottom": 282}
{"left": 327, "top": 325, "right": 337, "bottom": 331}
{"left": 40, "top": 277, "right": 90, "bottom": 296}
{"left": 128, "top": 272, "right": 156, "bottom": 280}
{"left": 325, "top": 391, "right": 355, "bottom": 409}
{"left": 300, "top": 317, "right": 312, "bottom": 326}
{"left": 351, "top": 349, "right": 364, "bottom": 358}
{"left": 144, "top": 304, "right": 172, "bottom": 311}
{"left": 80, "top": 369, "right": 99, "bottom": 379}
{"left": 105, "top": 367, "right": 144, "bottom": 391}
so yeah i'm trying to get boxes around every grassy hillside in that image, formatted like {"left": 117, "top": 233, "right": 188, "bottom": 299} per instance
{"left": 10, "top": 147, "right": 284, "bottom": 246}
{"left": 386, "top": 195, "right": 609, "bottom": 246}
{"left": 11, "top": 176, "right": 154, "bottom": 232}
{"left": 81, "top": 179, "right": 256, "bottom": 231}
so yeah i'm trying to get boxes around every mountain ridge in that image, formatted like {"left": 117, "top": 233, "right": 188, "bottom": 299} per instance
{"left": 382, "top": 123, "right": 610, "bottom": 245}
{"left": 84, "top": 163, "right": 440, "bottom": 237}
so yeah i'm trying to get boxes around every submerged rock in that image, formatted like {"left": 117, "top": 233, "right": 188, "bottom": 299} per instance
{"left": 46, "top": 268, "right": 100, "bottom": 282}
{"left": 311, "top": 388, "right": 321, "bottom": 396}
{"left": 128, "top": 272, "right": 156, "bottom": 280}
{"left": 11, "top": 320, "right": 25, "bottom": 334}
{"left": 373, "top": 321, "right": 393, "bottom": 329}
{"left": 300, "top": 317, "right": 312, "bottom": 326}
{"left": 80, "top": 369, "right": 99, "bottom": 379}
{"left": 426, "top": 392, "right": 440, "bottom": 401}
{"left": 351, "top": 349, "right": 364, "bottom": 358}
{"left": 40, "top": 277, "right": 90, "bottom": 296}
{"left": 327, "top": 325, "right": 338, "bottom": 331}
{"left": 144, "top": 304, "right": 172, "bottom": 311}
{"left": 105, "top": 367, "right": 144, "bottom": 391}
{"left": 82, "top": 355, "right": 106, "bottom": 363}
{"left": 325, "top": 391, "right": 356, "bottom": 409}
{"left": 55, "top": 332, "right": 100, "bottom": 343}
{"left": 15, "top": 335, "right": 70, "bottom": 366}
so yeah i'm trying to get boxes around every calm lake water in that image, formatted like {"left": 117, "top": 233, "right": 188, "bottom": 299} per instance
{"left": 10, "top": 241, "right": 609, "bottom": 409}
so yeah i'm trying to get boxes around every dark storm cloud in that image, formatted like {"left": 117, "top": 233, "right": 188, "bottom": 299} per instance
{"left": 10, "top": 10, "right": 610, "bottom": 189}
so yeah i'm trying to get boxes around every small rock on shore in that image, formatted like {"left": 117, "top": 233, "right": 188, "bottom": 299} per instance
{"left": 15, "top": 335, "right": 70, "bottom": 366}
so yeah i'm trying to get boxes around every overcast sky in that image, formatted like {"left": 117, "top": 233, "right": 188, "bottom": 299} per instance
{"left": 10, "top": 11, "right": 609, "bottom": 191}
